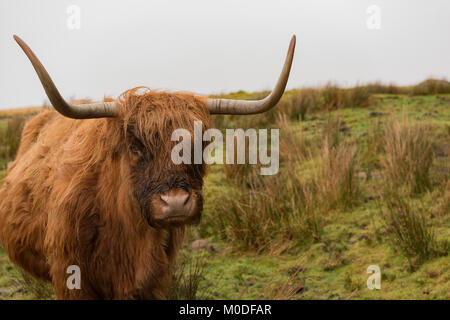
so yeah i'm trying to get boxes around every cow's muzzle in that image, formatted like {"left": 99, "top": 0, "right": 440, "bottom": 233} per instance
{"left": 148, "top": 188, "right": 200, "bottom": 226}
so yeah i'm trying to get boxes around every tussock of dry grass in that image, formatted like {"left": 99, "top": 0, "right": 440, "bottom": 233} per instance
{"left": 316, "top": 139, "right": 360, "bottom": 209}
{"left": 276, "top": 113, "right": 310, "bottom": 163}
{"left": 223, "top": 134, "right": 259, "bottom": 187}
{"left": 168, "top": 256, "right": 205, "bottom": 300}
{"left": 215, "top": 174, "right": 321, "bottom": 253}
{"left": 320, "top": 84, "right": 372, "bottom": 111}
{"left": 380, "top": 192, "right": 448, "bottom": 270}
{"left": 321, "top": 115, "right": 343, "bottom": 149}
{"left": 278, "top": 89, "right": 318, "bottom": 121}
{"left": 382, "top": 115, "right": 434, "bottom": 194}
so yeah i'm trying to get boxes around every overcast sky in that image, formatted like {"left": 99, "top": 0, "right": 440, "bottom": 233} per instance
{"left": 0, "top": 0, "right": 449, "bottom": 109}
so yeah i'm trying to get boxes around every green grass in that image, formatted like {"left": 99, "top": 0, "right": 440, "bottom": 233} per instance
{"left": 0, "top": 90, "right": 449, "bottom": 300}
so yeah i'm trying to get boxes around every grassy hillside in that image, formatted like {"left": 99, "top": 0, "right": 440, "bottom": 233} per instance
{"left": 0, "top": 80, "right": 449, "bottom": 299}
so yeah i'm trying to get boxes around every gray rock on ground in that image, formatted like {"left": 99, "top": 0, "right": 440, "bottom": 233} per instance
{"left": 189, "top": 239, "right": 216, "bottom": 253}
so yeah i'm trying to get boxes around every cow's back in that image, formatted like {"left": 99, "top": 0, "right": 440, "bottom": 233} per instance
{"left": 0, "top": 110, "right": 81, "bottom": 280}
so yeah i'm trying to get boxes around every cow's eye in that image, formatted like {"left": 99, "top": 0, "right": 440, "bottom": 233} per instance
{"left": 129, "top": 138, "right": 145, "bottom": 158}
{"left": 130, "top": 143, "right": 141, "bottom": 155}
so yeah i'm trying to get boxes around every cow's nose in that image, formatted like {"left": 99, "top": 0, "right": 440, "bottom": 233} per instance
{"left": 160, "top": 189, "right": 192, "bottom": 217}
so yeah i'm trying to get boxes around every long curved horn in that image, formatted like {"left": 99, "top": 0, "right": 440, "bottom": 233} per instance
{"left": 206, "top": 35, "right": 296, "bottom": 115}
{"left": 14, "top": 35, "right": 117, "bottom": 119}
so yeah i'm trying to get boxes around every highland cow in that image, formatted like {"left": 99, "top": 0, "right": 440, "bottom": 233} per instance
{"left": 0, "top": 35, "right": 295, "bottom": 299}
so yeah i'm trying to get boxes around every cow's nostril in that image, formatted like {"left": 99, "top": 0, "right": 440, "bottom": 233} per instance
{"left": 183, "top": 192, "right": 191, "bottom": 206}
{"left": 160, "top": 195, "right": 169, "bottom": 206}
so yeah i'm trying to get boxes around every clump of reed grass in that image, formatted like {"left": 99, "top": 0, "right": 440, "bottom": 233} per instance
{"left": 381, "top": 115, "right": 434, "bottom": 194}
{"left": 315, "top": 139, "right": 360, "bottom": 209}
{"left": 345, "top": 85, "right": 371, "bottom": 108}
{"left": 321, "top": 115, "right": 343, "bottom": 149}
{"left": 320, "top": 84, "right": 371, "bottom": 111}
{"left": 380, "top": 192, "right": 448, "bottom": 270}
{"left": 167, "top": 256, "right": 205, "bottom": 300}
{"left": 283, "top": 89, "right": 317, "bottom": 121}
{"left": 215, "top": 170, "right": 322, "bottom": 253}
{"left": 276, "top": 113, "right": 310, "bottom": 163}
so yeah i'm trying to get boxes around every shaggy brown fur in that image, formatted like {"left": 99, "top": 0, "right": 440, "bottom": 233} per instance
{"left": 0, "top": 88, "right": 211, "bottom": 299}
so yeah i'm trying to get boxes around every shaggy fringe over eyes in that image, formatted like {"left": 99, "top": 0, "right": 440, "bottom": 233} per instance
{"left": 116, "top": 87, "right": 211, "bottom": 153}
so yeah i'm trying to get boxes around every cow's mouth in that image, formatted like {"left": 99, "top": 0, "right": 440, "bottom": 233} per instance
{"left": 162, "top": 213, "right": 201, "bottom": 225}
{"left": 146, "top": 211, "right": 201, "bottom": 228}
